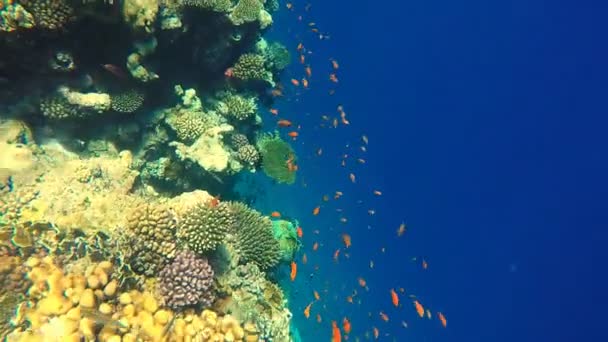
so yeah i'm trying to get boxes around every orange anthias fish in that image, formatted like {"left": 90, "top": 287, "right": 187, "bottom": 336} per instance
{"left": 329, "top": 73, "right": 339, "bottom": 83}
{"left": 316, "top": 313, "right": 322, "bottom": 323}
{"left": 342, "top": 233, "right": 351, "bottom": 248}
{"left": 358, "top": 277, "right": 367, "bottom": 288}
{"left": 288, "top": 131, "right": 299, "bottom": 140}
{"left": 373, "top": 190, "right": 382, "bottom": 196}
{"left": 312, "top": 206, "right": 320, "bottom": 215}
{"left": 422, "top": 259, "right": 428, "bottom": 269}
{"left": 269, "top": 108, "right": 279, "bottom": 115}
{"left": 304, "top": 302, "right": 313, "bottom": 318}
{"left": 397, "top": 222, "right": 407, "bottom": 236}
{"left": 296, "top": 226, "right": 303, "bottom": 238}
{"left": 305, "top": 66, "right": 312, "bottom": 78}
{"left": 302, "top": 253, "right": 308, "bottom": 264}
{"left": 302, "top": 78, "right": 309, "bottom": 88}
{"left": 300, "top": 54, "right": 305, "bottom": 64}
{"left": 312, "top": 242, "right": 319, "bottom": 251}
{"left": 414, "top": 300, "right": 424, "bottom": 318}
{"left": 270, "top": 211, "right": 281, "bottom": 218}
{"left": 373, "top": 327, "right": 379, "bottom": 339}
{"left": 390, "top": 289, "right": 399, "bottom": 307}
{"left": 331, "top": 321, "right": 342, "bottom": 342}
{"left": 291, "top": 78, "right": 300, "bottom": 86}
{"left": 297, "top": 42, "right": 304, "bottom": 51}
{"left": 379, "top": 311, "right": 389, "bottom": 322}
{"left": 314, "top": 291, "right": 320, "bottom": 300}
{"left": 349, "top": 173, "right": 356, "bottom": 183}
{"left": 333, "top": 248, "right": 340, "bottom": 262}
{"left": 437, "top": 312, "right": 447, "bottom": 328}
{"left": 208, "top": 195, "right": 221, "bottom": 208}
{"left": 342, "top": 317, "right": 351, "bottom": 334}
{"left": 277, "top": 119, "right": 292, "bottom": 127}
{"left": 290, "top": 261, "right": 297, "bottom": 281}
{"left": 331, "top": 59, "right": 340, "bottom": 70}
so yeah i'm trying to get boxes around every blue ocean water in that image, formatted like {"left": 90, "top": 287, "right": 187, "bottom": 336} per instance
{"left": 256, "top": 1, "right": 608, "bottom": 341}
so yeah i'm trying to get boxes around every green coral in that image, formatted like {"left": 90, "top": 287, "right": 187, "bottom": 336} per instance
{"left": 20, "top": 0, "right": 73, "bottom": 30}
{"left": 266, "top": 42, "right": 291, "bottom": 70}
{"left": 229, "top": 201, "right": 280, "bottom": 271}
{"left": 232, "top": 53, "right": 270, "bottom": 82}
{"left": 110, "top": 89, "right": 144, "bottom": 113}
{"left": 272, "top": 220, "right": 300, "bottom": 262}
{"left": 178, "top": 202, "right": 234, "bottom": 254}
{"left": 229, "top": 0, "right": 263, "bottom": 26}
{"left": 218, "top": 94, "right": 257, "bottom": 121}
{"left": 257, "top": 132, "right": 297, "bottom": 184}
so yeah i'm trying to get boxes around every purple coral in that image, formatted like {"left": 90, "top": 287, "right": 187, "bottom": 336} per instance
{"left": 159, "top": 251, "right": 215, "bottom": 310}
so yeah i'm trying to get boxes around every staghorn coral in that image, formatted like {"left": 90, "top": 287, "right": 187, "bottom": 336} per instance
{"left": 178, "top": 201, "right": 234, "bottom": 254}
{"left": 229, "top": 0, "right": 263, "bottom": 26}
{"left": 217, "top": 93, "right": 257, "bottom": 121}
{"left": 158, "top": 250, "right": 215, "bottom": 310}
{"left": 228, "top": 201, "right": 280, "bottom": 271}
{"left": 257, "top": 132, "right": 297, "bottom": 184}
{"left": 110, "top": 89, "right": 144, "bottom": 113}
{"left": 20, "top": 0, "right": 73, "bottom": 30}
{"left": 232, "top": 53, "right": 271, "bottom": 82}
{"left": 123, "top": 203, "right": 177, "bottom": 275}
{"left": 236, "top": 144, "right": 260, "bottom": 167}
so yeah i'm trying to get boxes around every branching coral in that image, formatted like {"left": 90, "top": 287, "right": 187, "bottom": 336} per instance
{"left": 110, "top": 89, "right": 144, "bottom": 113}
{"left": 217, "top": 94, "right": 257, "bottom": 121}
{"left": 231, "top": 53, "right": 271, "bottom": 82}
{"left": 236, "top": 144, "right": 260, "bottom": 167}
{"left": 228, "top": 201, "right": 280, "bottom": 271}
{"left": 178, "top": 201, "right": 234, "bottom": 254}
{"left": 230, "top": 133, "right": 250, "bottom": 150}
{"left": 229, "top": 0, "right": 263, "bottom": 26}
{"left": 257, "top": 132, "right": 297, "bottom": 184}
{"left": 165, "top": 109, "right": 217, "bottom": 144}
{"left": 159, "top": 250, "right": 215, "bottom": 310}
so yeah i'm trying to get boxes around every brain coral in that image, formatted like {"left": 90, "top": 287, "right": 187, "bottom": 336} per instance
{"left": 232, "top": 53, "right": 269, "bottom": 81}
{"left": 166, "top": 109, "right": 217, "bottom": 144}
{"left": 228, "top": 201, "right": 280, "bottom": 271}
{"left": 124, "top": 204, "right": 177, "bottom": 275}
{"left": 110, "top": 89, "right": 144, "bottom": 113}
{"left": 257, "top": 132, "right": 297, "bottom": 184}
{"left": 178, "top": 201, "right": 234, "bottom": 254}
{"left": 159, "top": 250, "right": 215, "bottom": 310}
{"left": 229, "top": 0, "right": 263, "bottom": 26}
{"left": 236, "top": 144, "right": 260, "bottom": 167}
{"left": 20, "top": 0, "right": 74, "bottom": 30}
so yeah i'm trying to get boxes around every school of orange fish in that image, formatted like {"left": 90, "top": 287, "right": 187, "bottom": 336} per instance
{"left": 271, "top": 2, "right": 447, "bottom": 340}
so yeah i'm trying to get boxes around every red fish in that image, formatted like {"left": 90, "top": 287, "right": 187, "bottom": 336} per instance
{"left": 290, "top": 261, "right": 297, "bottom": 281}
{"left": 101, "top": 64, "right": 127, "bottom": 79}
{"left": 277, "top": 119, "right": 292, "bottom": 127}
{"left": 331, "top": 321, "right": 342, "bottom": 342}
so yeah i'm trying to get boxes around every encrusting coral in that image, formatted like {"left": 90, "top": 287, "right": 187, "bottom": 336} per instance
{"left": 159, "top": 250, "right": 215, "bottom": 310}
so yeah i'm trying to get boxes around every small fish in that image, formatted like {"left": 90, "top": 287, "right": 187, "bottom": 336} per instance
{"left": 333, "top": 248, "right": 340, "bottom": 262}
{"left": 413, "top": 300, "right": 424, "bottom": 318}
{"left": 291, "top": 78, "right": 300, "bottom": 86}
{"left": 270, "top": 108, "right": 279, "bottom": 115}
{"left": 358, "top": 277, "right": 367, "bottom": 287}
{"left": 302, "top": 253, "right": 308, "bottom": 264}
{"left": 367, "top": 209, "right": 376, "bottom": 215}
{"left": 342, "top": 234, "right": 351, "bottom": 248}
{"left": 101, "top": 63, "right": 127, "bottom": 78}
{"left": 314, "top": 290, "right": 321, "bottom": 300}
{"left": 334, "top": 191, "right": 343, "bottom": 199}
{"left": 296, "top": 226, "right": 303, "bottom": 238}
{"left": 300, "top": 54, "right": 306, "bottom": 64}
{"left": 290, "top": 261, "right": 297, "bottom": 281}
{"left": 331, "top": 59, "right": 340, "bottom": 70}
{"left": 322, "top": 195, "right": 329, "bottom": 201}
{"left": 312, "top": 242, "right": 319, "bottom": 251}
{"left": 317, "top": 148, "right": 323, "bottom": 156}
{"left": 288, "top": 131, "right": 299, "bottom": 140}
{"left": 401, "top": 321, "right": 409, "bottom": 328}
{"left": 362, "top": 135, "right": 369, "bottom": 145}
{"left": 426, "top": 309, "right": 432, "bottom": 319}
{"left": 349, "top": 173, "right": 356, "bottom": 183}
{"left": 302, "top": 78, "right": 309, "bottom": 88}
{"left": 373, "top": 190, "right": 382, "bottom": 196}
{"left": 329, "top": 73, "right": 339, "bottom": 83}
{"left": 340, "top": 217, "right": 348, "bottom": 224}
{"left": 271, "top": 211, "right": 281, "bottom": 218}
{"left": 297, "top": 42, "right": 304, "bottom": 51}
{"left": 277, "top": 119, "right": 292, "bottom": 127}
{"left": 397, "top": 222, "right": 407, "bottom": 236}
{"left": 305, "top": 66, "right": 312, "bottom": 78}
{"left": 437, "top": 312, "right": 447, "bottom": 328}
{"left": 208, "top": 195, "right": 221, "bottom": 208}
{"left": 332, "top": 321, "right": 342, "bottom": 342}
{"left": 379, "top": 311, "right": 389, "bottom": 322}
{"left": 422, "top": 259, "right": 428, "bottom": 269}
{"left": 373, "top": 327, "right": 379, "bottom": 339}
{"left": 369, "top": 260, "right": 374, "bottom": 268}
{"left": 390, "top": 289, "right": 399, "bottom": 307}
{"left": 304, "top": 302, "right": 313, "bottom": 318}
{"left": 312, "top": 206, "right": 320, "bottom": 215}
{"left": 357, "top": 158, "right": 366, "bottom": 164}
{"left": 343, "top": 317, "right": 352, "bottom": 334}
{"left": 316, "top": 313, "right": 322, "bottom": 323}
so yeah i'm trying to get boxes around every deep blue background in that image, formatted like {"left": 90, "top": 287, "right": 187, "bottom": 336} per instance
{"left": 261, "top": 1, "right": 608, "bottom": 341}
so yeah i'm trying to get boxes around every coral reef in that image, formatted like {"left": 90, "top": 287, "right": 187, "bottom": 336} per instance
{"left": 266, "top": 42, "right": 291, "bottom": 70}
{"left": 229, "top": 0, "right": 264, "bottom": 26}
{"left": 20, "top": 0, "right": 74, "bottom": 30}
{"left": 272, "top": 220, "right": 301, "bottom": 262}
{"left": 110, "top": 89, "right": 144, "bottom": 113}
{"left": 121, "top": 0, "right": 159, "bottom": 33}
{"left": 217, "top": 93, "right": 258, "bottom": 121}
{"left": 228, "top": 202, "right": 281, "bottom": 271}
{"left": 171, "top": 124, "right": 234, "bottom": 172}
{"left": 257, "top": 132, "right": 298, "bottom": 184}
{"left": 178, "top": 201, "right": 234, "bottom": 255}
{"left": 232, "top": 53, "right": 272, "bottom": 83}
{"left": 183, "top": 0, "right": 233, "bottom": 13}
{"left": 230, "top": 133, "right": 251, "bottom": 150}
{"left": 236, "top": 144, "right": 260, "bottom": 167}
{"left": 159, "top": 251, "right": 215, "bottom": 310}
{"left": 0, "top": 3, "right": 35, "bottom": 32}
